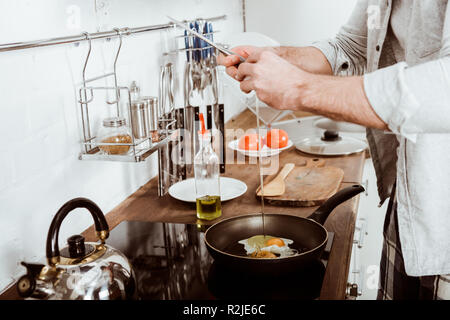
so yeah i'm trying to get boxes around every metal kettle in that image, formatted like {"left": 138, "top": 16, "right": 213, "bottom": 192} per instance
{"left": 16, "top": 198, "right": 136, "bottom": 300}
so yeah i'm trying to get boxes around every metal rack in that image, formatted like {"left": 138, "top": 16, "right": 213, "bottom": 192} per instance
{"left": 0, "top": 16, "right": 227, "bottom": 163}
{"left": 76, "top": 26, "right": 175, "bottom": 162}
{"left": 0, "top": 15, "right": 226, "bottom": 52}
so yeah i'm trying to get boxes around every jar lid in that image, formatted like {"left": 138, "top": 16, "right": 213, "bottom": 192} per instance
{"left": 103, "top": 117, "right": 127, "bottom": 127}
{"left": 129, "top": 100, "right": 147, "bottom": 110}
{"left": 140, "top": 96, "right": 158, "bottom": 106}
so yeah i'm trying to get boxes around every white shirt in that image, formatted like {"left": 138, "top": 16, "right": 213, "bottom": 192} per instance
{"left": 313, "top": 0, "right": 450, "bottom": 276}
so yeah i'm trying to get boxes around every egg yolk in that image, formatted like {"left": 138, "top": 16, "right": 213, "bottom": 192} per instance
{"left": 265, "top": 238, "right": 285, "bottom": 247}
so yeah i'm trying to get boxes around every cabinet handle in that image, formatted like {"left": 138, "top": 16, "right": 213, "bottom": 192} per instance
{"left": 362, "top": 179, "right": 369, "bottom": 196}
{"left": 346, "top": 283, "right": 359, "bottom": 299}
{"left": 358, "top": 218, "right": 367, "bottom": 249}
{"left": 353, "top": 218, "right": 367, "bottom": 249}
{"left": 347, "top": 268, "right": 365, "bottom": 299}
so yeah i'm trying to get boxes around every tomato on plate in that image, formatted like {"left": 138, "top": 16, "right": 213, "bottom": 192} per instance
{"left": 238, "top": 134, "right": 261, "bottom": 151}
{"left": 265, "top": 129, "right": 289, "bottom": 149}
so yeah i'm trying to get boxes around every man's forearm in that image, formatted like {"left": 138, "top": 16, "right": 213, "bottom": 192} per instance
{"left": 298, "top": 74, "right": 388, "bottom": 130}
{"left": 270, "top": 47, "right": 385, "bottom": 129}
{"left": 273, "top": 46, "right": 333, "bottom": 75}
{"left": 232, "top": 47, "right": 386, "bottom": 130}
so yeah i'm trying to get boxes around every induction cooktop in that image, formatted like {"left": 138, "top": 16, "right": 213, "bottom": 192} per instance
{"left": 107, "top": 220, "right": 334, "bottom": 300}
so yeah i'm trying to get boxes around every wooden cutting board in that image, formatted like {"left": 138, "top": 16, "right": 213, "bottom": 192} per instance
{"left": 256, "top": 159, "right": 344, "bottom": 207}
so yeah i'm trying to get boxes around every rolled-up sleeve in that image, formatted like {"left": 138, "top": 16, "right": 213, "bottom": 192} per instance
{"left": 312, "top": 0, "right": 369, "bottom": 76}
{"left": 364, "top": 58, "right": 450, "bottom": 137}
{"left": 364, "top": 1, "right": 450, "bottom": 137}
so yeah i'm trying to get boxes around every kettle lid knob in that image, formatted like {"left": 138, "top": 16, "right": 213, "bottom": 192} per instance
{"left": 67, "top": 235, "right": 86, "bottom": 259}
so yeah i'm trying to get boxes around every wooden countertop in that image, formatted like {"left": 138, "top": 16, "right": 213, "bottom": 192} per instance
{"left": 1, "top": 109, "right": 365, "bottom": 300}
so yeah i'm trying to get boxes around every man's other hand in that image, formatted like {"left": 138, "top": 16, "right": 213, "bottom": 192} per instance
{"left": 217, "top": 46, "right": 276, "bottom": 79}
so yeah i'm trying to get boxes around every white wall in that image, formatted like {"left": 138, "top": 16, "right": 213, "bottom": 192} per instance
{"left": 245, "top": 0, "right": 358, "bottom": 46}
{"left": 0, "top": 0, "right": 244, "bottom": 292}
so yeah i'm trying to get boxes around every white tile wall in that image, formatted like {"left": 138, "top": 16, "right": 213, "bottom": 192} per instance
{"left": 0, "top": 0, "right": 244, "bottom": 292}
{"left": 245, "top": 0, "right": 358, "bottom": 46}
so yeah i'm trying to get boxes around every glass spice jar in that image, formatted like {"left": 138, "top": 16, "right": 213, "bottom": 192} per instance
{"left": 97, "top": 117, "right": 132, "bottom": 155}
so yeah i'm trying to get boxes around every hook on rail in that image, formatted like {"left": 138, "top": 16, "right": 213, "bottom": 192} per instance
{"left": 80, "top": 32, "right": 94, "bottom": 104}
{"left": 106, "top": 28, "right": 124, "bottom": 107}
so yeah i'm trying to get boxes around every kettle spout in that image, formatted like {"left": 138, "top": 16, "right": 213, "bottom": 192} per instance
{"left": 17, "top": 262, "right": 55, "bottom": 299}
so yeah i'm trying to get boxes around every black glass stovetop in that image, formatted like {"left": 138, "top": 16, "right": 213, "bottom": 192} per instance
{"left": 107, "top": 221, "right": 334, "bottom": 300}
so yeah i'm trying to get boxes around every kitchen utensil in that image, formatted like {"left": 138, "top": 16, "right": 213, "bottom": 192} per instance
{"left": 199, "top": 23, "right": 210, "bottom": 94}
{"left": 208, "top": 22, "right": 220, "bottom": 105}
{"left": 156, "top": 86, "right": 171, "bottom": 197}
{"left": 256, "top": 163, "right": 295, "bottom": 197}
{"left": 204, "top": 185, "right": 364, "bottom": 275}
{"left": 165, "top": 63, "right": 175, "bottom": 114}
{"left": 206, "top": 105, "right": 213, "bottom": 131}
{"left": 174, "top": 108, "right": 187, "bottom": 181}
{"left": 140, "top": 96, "right": 159, "bottom": 142}
{"left": 187, "top": 21, "right": 200, "bottom": 97}
{"left": 158, "top": 147, "right": 168, "bottom": 196}
{"left": 157, "top": 61, "right": 179, "bottom": 195}
{"left": 169, "top": 177, "right": 247, "bottom": 203}
{"left": 159, "top": 63, "right": 175, "bottom": 117}
{"left": 228, "top": 138, "right": 293, "bottom": 158}
{"left": 183, "top": 29, "right": 193, "bottom": 106}
{"left": 159, "top": 65, "right": 167, "bottom": 118}
{"left": 168, "top": 16, "right": 246, "bottom": 64}
{"left": 256, "top": 159, "right": 345, "bottom": 207}
{"left": 213, "top": 104, "right": 226, "bottom": 173}
{"left": 184, "top": 105, "right": 196, "bottom": 175}
{"left": 130, "top": 100, "right": 149, "bottom": 139}
{"left": 16, "top": 198, "right": 136, "bottom": 300}
{"left": 295, "top": 131, "right": 367, "bottom": 156}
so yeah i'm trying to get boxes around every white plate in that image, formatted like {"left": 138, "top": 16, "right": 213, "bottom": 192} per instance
{"left": 169, "top": 177, "right": 247, "bottom": 203}
{"left": 228, "top": 139, "right": 293, "bottom": 158}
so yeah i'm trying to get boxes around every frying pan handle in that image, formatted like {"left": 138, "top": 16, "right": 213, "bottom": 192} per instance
{"left": 308, "top": 185, "right": 365, "bottom": 225}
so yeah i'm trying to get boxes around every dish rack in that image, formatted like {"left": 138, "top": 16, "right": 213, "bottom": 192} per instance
{"left": 72, "top": 16, "right": 226, "bottom": 163}
{"left": 76, "top": 28, "right": 175, "bottom": 163}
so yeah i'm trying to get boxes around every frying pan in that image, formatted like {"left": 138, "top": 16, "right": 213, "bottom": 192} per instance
{"left": 204, "top": 185, "right": 364, "bottom": 275}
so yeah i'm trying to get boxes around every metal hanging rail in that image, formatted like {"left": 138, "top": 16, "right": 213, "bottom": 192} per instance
{"left": 0, "top": 15, "right": 227, "bottom": 53}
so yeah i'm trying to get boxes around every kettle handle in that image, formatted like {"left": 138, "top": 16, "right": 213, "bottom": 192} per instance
{"left": 46, "top": 198, "right": 109, "bottom": 266}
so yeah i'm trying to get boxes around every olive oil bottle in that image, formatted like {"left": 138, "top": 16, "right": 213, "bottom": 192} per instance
{"left": 194, "top": 114, "right": 222, "bottom": 220}
{"left": 196, "top": 195, "right": 222, "bottom": 220}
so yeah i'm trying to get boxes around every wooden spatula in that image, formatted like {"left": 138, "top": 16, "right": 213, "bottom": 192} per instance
{"left": 256, "top": 163, "right": 295, "bottom": 196}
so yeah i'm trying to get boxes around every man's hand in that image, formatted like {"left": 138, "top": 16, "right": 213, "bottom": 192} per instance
{"left": 217, "top": 46, "right": 277, "bottom": 79}
{"left": 217, "top": 46, "right": 388, "bottom": 130}
{"left": 235, "top": 50, "right": 310, "bottom": 110}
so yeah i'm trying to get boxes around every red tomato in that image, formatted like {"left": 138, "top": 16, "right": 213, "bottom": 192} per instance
{"left": 265, "top": 129, "right": 289, "bottom": 149}
{"left": 238, "top": 134, "right": 261, "bottom": 151}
